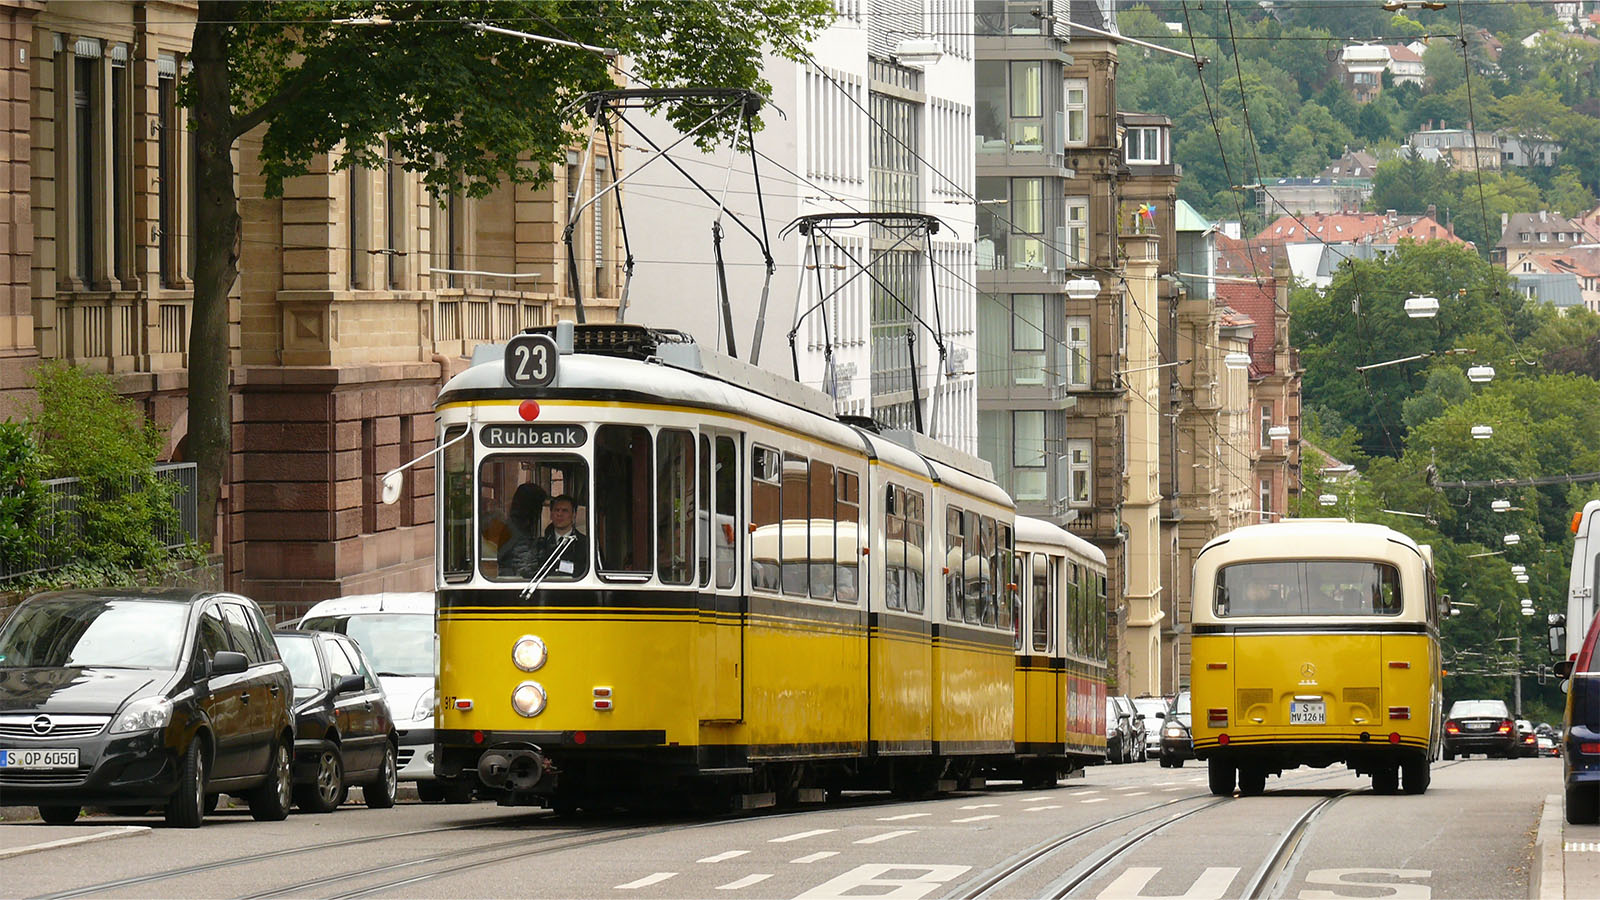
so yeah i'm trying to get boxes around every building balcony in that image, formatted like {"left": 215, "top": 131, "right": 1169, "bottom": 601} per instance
{"left": 41, "top": 289, "right": 195, "bottom": 382}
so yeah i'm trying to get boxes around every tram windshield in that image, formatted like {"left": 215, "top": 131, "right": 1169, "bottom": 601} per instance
{"left": 1215, "top": 560, "right": 1403, "bottom": 617}
{"left": 478, "top": 454, "right": 589, "bottom": 582}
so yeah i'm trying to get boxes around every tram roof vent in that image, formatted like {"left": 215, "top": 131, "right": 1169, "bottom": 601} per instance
{"left": 881, "top": 428, "right": 995, "bottom": 482}
{"left": 519, "top": 323, "right": 695, "bottom": 360}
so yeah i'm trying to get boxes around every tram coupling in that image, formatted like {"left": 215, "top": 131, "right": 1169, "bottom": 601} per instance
{"left": 476, "top": 742, "right": 555, "bottom": 793}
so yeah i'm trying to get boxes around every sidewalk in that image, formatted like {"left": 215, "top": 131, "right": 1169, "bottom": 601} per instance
{"left": 1533, "top": 793, "right": 1600, "bottom": 900}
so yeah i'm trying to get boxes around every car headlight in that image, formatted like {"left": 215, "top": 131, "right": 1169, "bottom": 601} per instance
{"left": 511, "top": 681, "right": 547, "bottom": 717}
{"left": 112, "top": 697, "right": 173, "bottom": 734}
{"left": 412, "top": 689, "right": 436, "bottom": 723}
{"left": 512, "top": 635, "right": 547, "bottom": 672}
{"left": 1165, "top": 724, "right": 1183, "bottom": 737}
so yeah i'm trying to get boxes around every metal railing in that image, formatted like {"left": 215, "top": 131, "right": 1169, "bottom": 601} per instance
{"left": 0, "top": 463, "right": 198, "bottom": 584}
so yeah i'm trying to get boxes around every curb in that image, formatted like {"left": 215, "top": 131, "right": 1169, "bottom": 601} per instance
{"left": 1531, "top": 793, "right": 1564, "bottom": 900}
{"left": 0, "top": 825, "right": 151, "bottom": 860}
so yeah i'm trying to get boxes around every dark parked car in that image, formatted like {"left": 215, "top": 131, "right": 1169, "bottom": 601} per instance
{"left": 273, "top": 631, "right": 398, "bottom": 812}
{"left": 1105, "top": 697, "right": 1130, "bottom": 763}
{"left": 1160, "top": 690, "right": 1194, "bottom": 767}
{"left": 1515, "top": 719, "right": 1538, "bottom": 758}
{"left": 0, "top": 590, "right": 295, "bottom": 827}
{"left": 1112, "top": 695, "right": 1144, "bottom": 762}
{"left": 1557, "top": 610, "right": 1600, "bottom": 824}
{"left": 1442, "top": 699, "right": 1518, "bottom": 759}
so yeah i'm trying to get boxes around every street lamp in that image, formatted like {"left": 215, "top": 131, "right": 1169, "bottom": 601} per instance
{"left": 1511, "top": 565, "right": 1526, "bottom": 575}
{"left": 1504, "top": 533, "right": 1521, "bottom": 545}
{"left": 891, "top": 37, "right": 945, "bottom": 67}
{"left": 1065, "top": 277, "right": 1100, "bottom": 300}
{"left": 1404, "top": 296, "right": 1440, "bottom": 318}
{"left": 1467, "top": 365, "right": 1496, "bottom": 383}
{"left": 1471, "top": 425, "right": 1493, "bottom": 439}
{"left": 1224, "top": 352, "right": 1252, "bottom": 370}
{"left": 1492, "top": 499, "right": 1512, "bottom": 513}
{"left": 1318, "top": 493, "right": 1338, "bottom": 507}
{"left": 1516, "top": 573, "right": 1530, "bottom": 584}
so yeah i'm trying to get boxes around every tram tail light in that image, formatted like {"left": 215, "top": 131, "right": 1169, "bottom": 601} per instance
{"left": 455, "top": 699, "right": 474, "bottom": 711}
{"left": 1207, "top": 708, "right": 1229, "bottom": 728}
{"left": 1388, "top": 706, "right": 1410, "bottom": 720}
{"left": 594, "top": 686, "right": 614, "bottom": 711}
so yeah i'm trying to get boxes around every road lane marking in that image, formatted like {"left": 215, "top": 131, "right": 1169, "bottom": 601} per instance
{"left": 959, "top": 803, "right": 1000, "bottom": 809}
{"left": 0, "top": 826, "right": 149, "bottom": 860}
{"left": 1018, "top": 796, "right": 1054, "bottom": 801}
{"left": 1081, "top": 797, "right": 1107, "bottom": 804}
{"left": 616, "top": 873, "right": 677, "bottom": 889}
{"left": 771, "top": 829, "right": 836, "bottom": 843}
{"left": 717, "top": 874, "right": 773, "bottom": 890}
{"left": 698, "top": 850, "right": 750, "bottom": 863}
{"left": 1025, "top": 805, "right": 1062, "bottom": 811}
{"left": 791, "top": 851, "right": 840, "bottom": 864}
{"left": 797, "top": 864, "right": 971, "bottom": 900}
{"left": 879, "top": 813, "right": 931, "bottom": 821}
{"left": 952, "top": 814, "right": 998, "bottom": 823}
{"left": 1126, "top": 791, "right": 1149, "bottom": 796}
{"left": 856, "top": 830, "right": 918, "bottom": 844}
{"left": 1097, "top": 867, "right": 1239, "bottom": 899}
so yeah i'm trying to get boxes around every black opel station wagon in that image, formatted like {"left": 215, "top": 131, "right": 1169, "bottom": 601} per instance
{"left": 0, "top": 589, "right": 295, "bottom": 827}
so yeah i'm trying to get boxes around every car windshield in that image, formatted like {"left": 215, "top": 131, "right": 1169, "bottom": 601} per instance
{"left": 1174, "top": 692, "right": 1191, "bottom": 717}
{"left": 1133, "top": 698, "right": 1168, "bottom": 717}
{"left": 1449, "top": 700, "right": 1509, "bottom": 718}
{"left": 275, "top": 635, "right": 324, "bottom": 691}
{"left": 300, "top": 613, "right": 433, "bottom": 677}
{"left": 0, "top": 599, "right": 190, "bottom": 669}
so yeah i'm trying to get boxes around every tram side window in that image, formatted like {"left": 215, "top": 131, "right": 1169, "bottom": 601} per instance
{"left": 478, "top": 454, "right": 588, "bottom": 582}
{"left": 885, "top": 486, "right": 906, "bottom": 611}
{"left": 1065, "top": 562, "right": 1079, "bottom": 655}
{"left": 836, "top": 469, "right": 860, "bottom": 603}
{"left": 1215, "top": 561, "right": 1404, "bottom": 617}
{"left": 781, "top": 453, "right": 810, "bottom": 597}
{"left": 750, "top": 446, "right": 781, "bottom": 592}
{"left": 978, "top": 516, "right": 997, "bottom": 626}
{"left": 657, "top": 429, "right": 696, "bottom": 586}
{"left": 904, "top": 488, "right": 925, "bottom": 614}
{"left": 964, "top": 510, "right": 983, "bottom": 624}
{"left": 1031, "top": 552, "right": 1054, "bottom": 653}
{"left": 440, "top": 426, "right": 473, "bottom": 582}
{"left": 595, "top": 425, "right": 652, "bottom": 577}
{"left": 809, "top": 460, "right": 837, "bottom": 601}
{"left": 1010, "top": 550, "right": 1027, "bottom": 649}
{"left": 1097, "top": 574, "right": 1108, "bottom": 659}
{"left": 716, "top": 436, "right": 739, "bottom": 590}
{"left": 997, "top": 523, "right": 1015, "bottom": 634}
{"left": 698, "top": 435, "right": 712, "bottom": 588}
{"left": 946, "top": 507, "right": 965, "bottom": 621}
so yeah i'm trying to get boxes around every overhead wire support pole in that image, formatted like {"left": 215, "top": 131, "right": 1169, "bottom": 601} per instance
{"left": 601, "top": 120, "right": 636, "bottom": 322}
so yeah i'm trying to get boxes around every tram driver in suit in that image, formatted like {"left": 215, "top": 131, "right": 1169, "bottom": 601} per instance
{"left": 536, "top": 495, "right": 589, "bottom": 578}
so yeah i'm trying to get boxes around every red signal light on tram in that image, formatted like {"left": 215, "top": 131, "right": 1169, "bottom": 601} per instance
{"left": 519, "top": 399, "right": 541, "bottom": 421}
{"left": 1217, "top": 733, "right": 1229, "bottom": 745}
{"left": 1388, "top": 733, "right": 1401, "bottom": 744}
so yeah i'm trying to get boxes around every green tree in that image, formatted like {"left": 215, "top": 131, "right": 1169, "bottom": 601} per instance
{"left": 1370, "top": 156, "right": 1452, "bottom": 216}
{"left": 0, "top": 422, "right": 49, "bottom": 577}
{"left": 182, "top": 0, "right": 832, "bottom": 550}
{"left": 1422, "top": 40, "right": 1464, "bottom": 94}
{"left": 1543, "top": 167, "right": 1597, "bottom": 218}
{"left": 1401, "top": 366, "right": 1471, "bottom": 429}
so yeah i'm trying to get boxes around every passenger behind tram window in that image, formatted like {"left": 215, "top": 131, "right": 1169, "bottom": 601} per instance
{"left": 496, "top": 483, "right": 549, "bottom": 577}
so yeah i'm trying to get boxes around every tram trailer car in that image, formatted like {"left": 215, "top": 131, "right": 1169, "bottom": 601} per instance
{"left": 427, "top": 324, "right": 1107, "bottom": 810}
{"left": 1188, "top": 520, "right": 1444, "bottom": 797}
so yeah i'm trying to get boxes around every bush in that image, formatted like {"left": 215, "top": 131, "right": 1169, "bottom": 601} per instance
{"left": 27, "top": 363, "right": 180, "bottom": 572}
{"left": 0, "top": 421, "right": 49, "bottom": 574}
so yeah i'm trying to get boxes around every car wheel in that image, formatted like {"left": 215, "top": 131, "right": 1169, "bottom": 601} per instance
{"left": 1237, "top": 767, "right": 1267, "bottom": 796}
{"left": 295, "top": 748, "right": 346, "bottom": 813}
{"left": 1172, "top": 758, "right": 1184, "bottom": 768}
{"left": 416, "top": 782, "right": 445, "bottom": 803}
{"left": 442, "top": 781, "right": 476, "bottom": 804}
{"left": 365, "top": 743, "right": 398, "bottom": 809}
{"left": 165, "top": 740, "right": 207, "bottom": 828}
{"left": 1207, "top": 758, "right": 1236, "bottom": 796}
{"left": 38, "top": 805, "right": 81, "bottom": 825}
{"left": 1401, "top": 753, "right": 1430, "bottom": 795}
{"left": 249, "top": 739, "right": 293, "bottom": 821}
{"left": 1442, "top": 747, "right": 1455, "bottom": 761}
{"left": 1567, "top": 783, "right": 1600, "bottom": 825}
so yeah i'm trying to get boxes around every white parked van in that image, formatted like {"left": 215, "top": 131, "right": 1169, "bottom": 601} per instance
{"left": 295, "top": 592, "right": 469, "bottom": 802}
{"left": 1568, "top": 500, "right": 1600, "bottom": 661}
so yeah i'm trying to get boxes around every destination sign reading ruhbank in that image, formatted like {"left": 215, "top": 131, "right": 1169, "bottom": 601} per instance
{"left": 480, "top": 424, "right": 587, "bottom": 449}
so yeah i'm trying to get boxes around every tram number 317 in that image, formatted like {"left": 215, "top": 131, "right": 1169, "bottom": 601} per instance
{"left": 506, "top": 333, "right": 559, "bottom": 388}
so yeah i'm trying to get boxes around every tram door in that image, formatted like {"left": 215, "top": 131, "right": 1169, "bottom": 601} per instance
{"left": 700, "top": 431, "right": 744, "bottom": 722}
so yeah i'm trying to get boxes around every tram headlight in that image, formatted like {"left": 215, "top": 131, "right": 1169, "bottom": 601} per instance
{"left": 511, "top": 681, "right": 548, "bottom": 717}
{"left": 512, "top": 635, "right": 548, "bottom": 672}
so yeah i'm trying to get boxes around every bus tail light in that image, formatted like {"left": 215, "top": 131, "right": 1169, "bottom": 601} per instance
{"left": 1208, "top": 708, "right": 1229, "bottom": 728}
{"left": 1388, "top": 706, "right": 1410, "bottom": 720}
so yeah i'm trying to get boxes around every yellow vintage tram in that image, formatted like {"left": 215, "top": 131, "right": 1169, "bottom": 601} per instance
{"left": 420, "top": 323, "right": 1107, "bottom": 809}
{"left": 1189, "top": 520, "right": 1444, "bottom": 796}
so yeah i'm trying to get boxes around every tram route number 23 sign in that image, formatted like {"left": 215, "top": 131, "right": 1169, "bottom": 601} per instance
{"left": 505, "top": 333, "right": 559, "bottom": 388}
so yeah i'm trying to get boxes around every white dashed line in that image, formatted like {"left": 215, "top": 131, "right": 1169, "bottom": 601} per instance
{"left": 1081, "top": 797, "right": 1107, "bottom": 804}
{"left": 959, "top": 803, "right": 1000, "bottom": 810}
{"left": 717, "top": 874, "right": 773, "bottom": 890}
{"left": 770, "top": 828, "right": 836, "bottom": 843}
{"left": 698, "top": 850, "right": 750, "bottom": 863}
{"left": 1018, "top": 796, "right": 1054, "bottom": 801}
{"left": 878, "top": 813, "right": 931, "bottom": 821}
{"left": 1126, "top": 791, "right": 1149, "bottom": 796}
{"left": 856, "top": 829, "right": 918, "bottom": 844}
{"left": 1163, "top": 787, "right": 1183, "bottom": 792}
{"left": 616, "top": 873, "right": 677, "bottom": 890}
{"left": 1025, "top": 805, "right": 1062, "bottom": 811}
{"left": 952, "top": 814, "right": 999, "bottom": 823}
{"left": 791, "top": 851, "right": 840, "bottom": 864}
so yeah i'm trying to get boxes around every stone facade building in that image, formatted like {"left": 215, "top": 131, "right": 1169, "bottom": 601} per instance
{"left": 0, "top": 1, "right": 620, "bottom": 617}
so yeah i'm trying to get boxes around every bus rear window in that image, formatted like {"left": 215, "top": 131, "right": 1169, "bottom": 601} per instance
{"left": 1215, "top": 561, "right": 1402, "bottom": 617}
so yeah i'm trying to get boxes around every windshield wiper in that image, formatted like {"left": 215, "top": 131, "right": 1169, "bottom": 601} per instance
{"left": 520, "top": 533, "right": 577, "bottom": 600}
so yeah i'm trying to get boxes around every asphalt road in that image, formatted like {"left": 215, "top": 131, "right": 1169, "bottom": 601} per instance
{"left": 0, "top": 756, "right": 1560, "bottom": 899}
